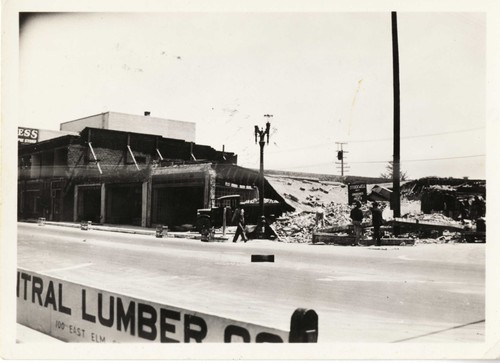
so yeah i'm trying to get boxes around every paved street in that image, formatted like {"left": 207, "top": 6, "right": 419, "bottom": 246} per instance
{"left": 17, "top": 222, "right": 484, "bottom": 343}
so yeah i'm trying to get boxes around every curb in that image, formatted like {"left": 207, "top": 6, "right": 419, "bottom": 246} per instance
{"left": 25, "top": 220, "right": 233, "bottom": 241}
{"left": 44, "top": 221, "right": 156, "bottom": 236}
{"left": 312, "top": 232, "right": 415, "bottom": 246}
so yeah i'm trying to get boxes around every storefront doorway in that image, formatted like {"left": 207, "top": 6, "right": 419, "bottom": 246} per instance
{"left": 77, "top": 185, "right": 101, "bottom": 223}
{"left": 152, "top": 186, "right": 204, "bottom": 227}
{"left": 106, "top": 183, "right": 142, "bottom": 226}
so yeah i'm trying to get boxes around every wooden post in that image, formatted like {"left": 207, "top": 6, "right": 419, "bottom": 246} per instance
{"left": 141, "top": 181, "right": 148, "bottom": 227}
{"left": 73, "top": 185, "right": 79, "bottom": 222}
{"left": 222, "top": 206, "right": 227, "bottom": 237}
{"left": 100, "top": 183, "right": 106, "bottom": 224}
{"left": 204, "top": 171, "right": 210, "bottom": 208}
{"left": 392, "top": 11, "right": 401, "bottom": 218}
{"left": 145, "top": 180, "right": 152, "bottom": 227}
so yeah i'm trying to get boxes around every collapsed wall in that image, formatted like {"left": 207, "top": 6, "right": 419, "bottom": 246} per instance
{"left": 266, "top": 175, "right": 485, "bottom": 244}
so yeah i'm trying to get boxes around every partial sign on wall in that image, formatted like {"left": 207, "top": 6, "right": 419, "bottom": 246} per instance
{"left": 17, "top": 269, "right": 316, "bottom": 343}
{"left": 348, "top": 183, "right": 367, "bottom": 205}
{"left": 18, "top": 127, "right": 39, "bottom": 144}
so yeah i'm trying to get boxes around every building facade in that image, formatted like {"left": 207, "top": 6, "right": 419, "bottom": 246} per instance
{"left": 18, "top": 115, "right": 287, "bottom": 227}
{"left": 59, "top": 111, "right": 196, "bottom": 142}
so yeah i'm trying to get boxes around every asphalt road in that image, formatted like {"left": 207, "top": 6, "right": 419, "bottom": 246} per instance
{"left": 17, "top": 222, "right": 485, "bottom": 343}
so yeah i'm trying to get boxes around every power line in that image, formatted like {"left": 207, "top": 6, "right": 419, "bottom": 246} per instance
{"left": 345, "top": 127, "right": 485, "bottom": 144}
{"left": 402, "top": 154, "right": 485, "bottom": 162}
{"left": 267, "top": 143, "right": 332, "bottom": 154}
{"left": 263, "top": 126, "right": 485, "bottom": 154}
{"left": 274, "top": 154, "right": 485, "bottom": 170}
{"left": 347, "top": 154, "right": 485, "bottom": 164}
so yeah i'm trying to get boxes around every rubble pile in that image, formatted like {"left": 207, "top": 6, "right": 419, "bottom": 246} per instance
{"left": 266, "top": 175, "right": 348, "bottom": 212}
{"left": 399, "top": 212, "right": 463, "bottom": 227}
{"left": 272, "top": 202, "right": 363, "bottom": 243}
{"left": 272, "top": 212, "right": 316, "bottom": 243}
{"left": 266, "top": 174, "right": 486, "bottom": 245}
{"left": 428, "top": 185, "right": 456, "bottom": 192}
{"left": 392, "top": 211, "right": 484, "bottom": 243}
{"left": 272, "top": 199, "right": 481, "bottom": 244}
{"left": 415, "top": 230, "right": 463, "bottom": 244}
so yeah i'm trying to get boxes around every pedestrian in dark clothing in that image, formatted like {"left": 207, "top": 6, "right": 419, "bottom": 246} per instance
{"left": 470, "top": 197, "right": 479, "bottom": 220}
{"left": 459, "top": 200, "right": 469, "bottom": 221}
{"left": 371, "top": 202, "right": 384, "bottom": 246}
{"left": 473, "top": 196, "right": 485, "bottom": 218}
{"left": 232, "top": 207, "right": 247, "bottom": 243}
{"left": 350, "top": 201, "right": 364, "bottom": 246}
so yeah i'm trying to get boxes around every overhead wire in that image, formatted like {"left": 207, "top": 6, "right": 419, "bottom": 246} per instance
{"left": 226, "top": 122, "right": 485, "bottom": 171}
{"left": 264, "top": 126, "right": 485, "bottom": 154}
{"left": 280, "top": 154, "right": 485, "bottom": 170}
{"left": 349, "top": 154, "right": 485, "bottom": 164}
{"left": 346, "top": 126, "right": 485, "bottom": 144}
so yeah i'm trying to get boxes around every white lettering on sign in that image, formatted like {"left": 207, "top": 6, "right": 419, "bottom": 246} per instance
{"left": 349, "top": 184, "right": 365, "bottom": 191}
{"left": 18, "top": 127, "right": 39, "bottom": 144}
{"left": 348, "top": 183, "right": 367, "bottom": 204}
{"left": 16, "top": 269, "right": 289, "bottom": 343}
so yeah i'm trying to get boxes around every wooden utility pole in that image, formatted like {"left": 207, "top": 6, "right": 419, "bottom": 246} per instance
{"left": 391, "top": 11, "right": 401, "bottom": 218}
{"left": 335, "top": 142, "right": 349, "bottom": 176}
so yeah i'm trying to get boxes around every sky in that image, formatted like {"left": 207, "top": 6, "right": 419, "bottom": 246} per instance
{"left": 19, "top": 11, "right": 486, "bottom": 179}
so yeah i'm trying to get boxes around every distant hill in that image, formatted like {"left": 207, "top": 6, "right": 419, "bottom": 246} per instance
{"left": 262, "top": 169, "right": 391, "bottom": 185}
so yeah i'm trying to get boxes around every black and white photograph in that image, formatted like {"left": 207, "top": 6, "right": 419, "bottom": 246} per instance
{"left": 2, "top": 0, "right": 500, "bottom": 360}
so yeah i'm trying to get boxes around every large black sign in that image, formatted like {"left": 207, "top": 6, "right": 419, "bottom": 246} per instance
{"left": 348, "top": 183, "right": 367, "bottom": 205}
{"left": 18, "top": 127, "right": 39, "bottom": 144}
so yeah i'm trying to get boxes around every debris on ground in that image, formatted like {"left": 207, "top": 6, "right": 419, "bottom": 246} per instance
{"left": 399, "top": 212, "right": 463, "bottom": 228}
{"left": 272, "top": 199, "right": 483, "bottom": 244}
{"left": 265, "top": 175, "right": 485, "bottom": 244}
{"left": 266, "top": 175, "right": 348, "bottom": 212}
{"left": 272, "top": 202, "right": 372, "bottom": 243}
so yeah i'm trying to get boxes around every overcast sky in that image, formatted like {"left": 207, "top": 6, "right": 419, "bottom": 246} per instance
{"left": 19, "top": 11, "right": 486, "bottom": 179}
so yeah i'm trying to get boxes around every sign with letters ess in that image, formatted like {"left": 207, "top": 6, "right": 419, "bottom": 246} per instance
{"left": 18, "top": 127, "right": 39, "bottom": 144}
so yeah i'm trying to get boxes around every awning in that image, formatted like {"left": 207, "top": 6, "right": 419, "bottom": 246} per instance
{"left": 214, "top": 164, "right": 261, "bottom": 186}
{"left": 214, "top": 164, "right": 294, "bottom": 212}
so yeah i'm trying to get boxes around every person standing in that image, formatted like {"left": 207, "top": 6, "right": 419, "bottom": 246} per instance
{"left": 232, "top": 207, "right": 248, "bottom": 243}
{"left": 350, "top": 201, "right": 364, "bottom": 246}
{"left": 370, "top": 202, "right": 384, "bottom": 246}
{"left": 459, "top": 200, "right": 469, "bottom": 221}
{"left": 473, "top": 196, "right": 485, "bottom": 218}
{"left": 315, "top": 207, "right": 325, "bottom": 229}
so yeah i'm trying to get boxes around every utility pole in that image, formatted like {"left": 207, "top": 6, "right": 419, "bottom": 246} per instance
{"left": 335, "top": 142, "right": 349, "bottom": 176}
{"left": 255, "top": 115, "right": 272, "bottom": 217}
{"left": 391, "top": 11, "right": 401, "bottom": 218}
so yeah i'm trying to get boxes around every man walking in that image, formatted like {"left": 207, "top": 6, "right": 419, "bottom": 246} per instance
{"left": 350, "top": 201, "right": 364, "bottom": 246}
{"left": 232, "top": 207, "right": 248, "bottom": 243}
{"left": 371, "top": 202, "right": 384, "bottom": 246}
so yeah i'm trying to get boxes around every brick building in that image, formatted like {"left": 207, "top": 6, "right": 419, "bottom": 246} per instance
{"left": 18, "top": 113, "right": 287, "bottom": 228}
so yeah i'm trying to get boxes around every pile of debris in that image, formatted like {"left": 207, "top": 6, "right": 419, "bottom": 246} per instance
{"left": 265, "top": 175, "right": 348, "bottom": 213}
{"left": 272, "top": 201, "right": 485, "bottom": 245}
{"left": 272, "top": 202, "right": 369, "bottom": 243}
{"left": 398, "top": 211, "right": 463, "bottom": 227}
{"left": 389, "top": 210, "right": 485, "bottom": 243}
{"left": 415, "top": 230, "right": 463, "bottom": 244}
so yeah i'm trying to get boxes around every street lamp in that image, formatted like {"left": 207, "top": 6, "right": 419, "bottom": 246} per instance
{"left": 254, "top": 115, "right": 272, "bottom": 218}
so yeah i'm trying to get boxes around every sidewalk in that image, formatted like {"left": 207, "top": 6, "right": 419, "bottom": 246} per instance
{"left": 22, "top": 219, "right": 232, "bottom": 241}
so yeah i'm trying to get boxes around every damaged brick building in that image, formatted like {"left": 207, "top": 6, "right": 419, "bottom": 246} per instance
{"left": 401, "top": 177, "right": 486, "bottom": 220}
{"left": 17, "top": 112, "right": 289, "bottom": 228}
